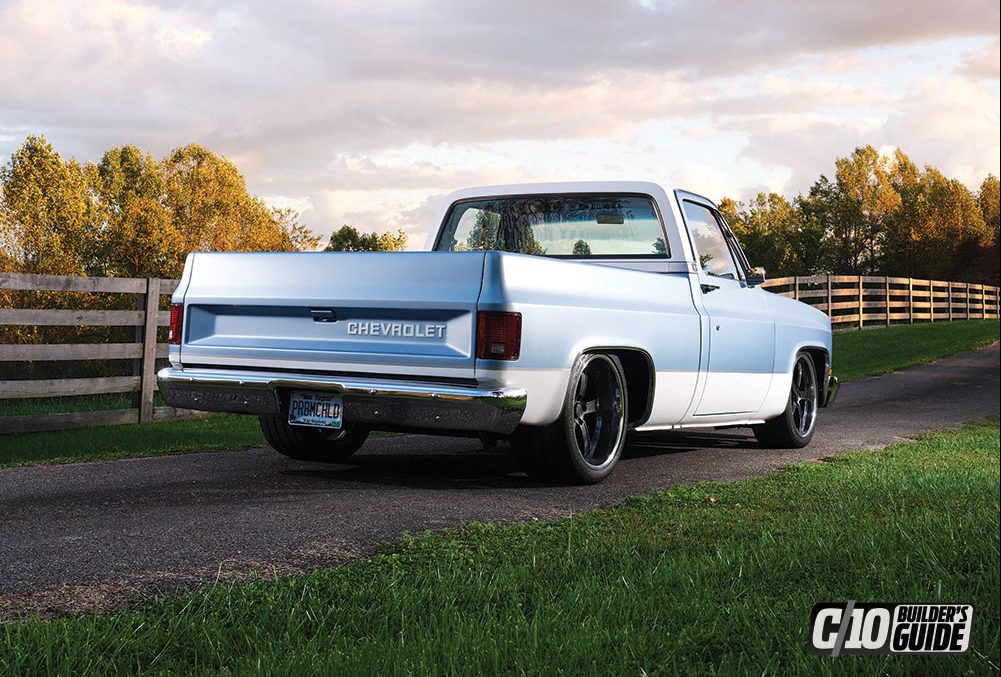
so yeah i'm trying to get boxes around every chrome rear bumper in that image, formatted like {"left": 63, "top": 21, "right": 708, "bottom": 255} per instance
{"left": 157, "top": 367, "right": 526, "bottom": 435}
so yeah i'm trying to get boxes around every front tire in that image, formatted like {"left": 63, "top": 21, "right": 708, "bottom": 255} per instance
{"left": 259, "top": 415, "right": 369, "bottom": 462}
{"left": 753, "top": 351, "right": 818, "bottom": 448}
{"left": 515, "top": 353, "right": 628, "bottom": 484}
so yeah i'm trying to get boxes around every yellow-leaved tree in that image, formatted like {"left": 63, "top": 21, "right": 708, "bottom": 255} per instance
{"left": 0, "top": 135, "right": 93, "bottom": 275}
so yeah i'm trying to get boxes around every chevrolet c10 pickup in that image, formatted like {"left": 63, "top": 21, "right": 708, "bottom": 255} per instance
{"left": 158, "top": 181, "right": 838, "bottom": 483}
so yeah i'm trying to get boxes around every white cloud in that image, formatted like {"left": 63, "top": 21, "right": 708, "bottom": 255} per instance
{"left": 0, "top": 0, "right": 998, "bottom": 244}
{"left": 885, "top": 76, "right": 1000, "bottom": 186}
{"left": 961, "top": 38, "right": 1000, "bottom": 78}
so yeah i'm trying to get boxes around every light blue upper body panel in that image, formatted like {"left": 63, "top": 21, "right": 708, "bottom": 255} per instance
{"left": 477, "top": 251, "right": 702, "bottom": 374}
{"left": 768, "top": 292, "right": 834, "bottom": 372}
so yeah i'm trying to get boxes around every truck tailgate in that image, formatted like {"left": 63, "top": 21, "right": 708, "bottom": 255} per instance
{"left": 176, "top": 251, "right": 485, "bottom": 380}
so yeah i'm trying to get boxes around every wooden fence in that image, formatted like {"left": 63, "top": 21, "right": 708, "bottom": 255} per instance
{"left": 1, "top": 272, "right": 999, "bottom": 435}
{"left": 760, "top": 275, "right": 1000, "bottom": 328}
{"left": 0, "top": 273, "right": 200, "bottom": 434}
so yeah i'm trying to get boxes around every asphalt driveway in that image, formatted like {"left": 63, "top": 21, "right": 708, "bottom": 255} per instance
{"left": 1, "top": 345, "right": 998, "bottom": 618}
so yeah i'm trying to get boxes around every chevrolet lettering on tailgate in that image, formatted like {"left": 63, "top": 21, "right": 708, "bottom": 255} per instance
{"left": 158, "top": 181, "right": 839, "bottom": 484}
{"left": 346, "top": 321, "right": 447, "bottom": 339}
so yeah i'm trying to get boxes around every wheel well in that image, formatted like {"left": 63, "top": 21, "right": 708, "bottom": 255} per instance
{"left": 588, "top": 348, "right": 654, "bottom": 427}
{"left": 801, "top": 347, "right": 828, "bottom": 382}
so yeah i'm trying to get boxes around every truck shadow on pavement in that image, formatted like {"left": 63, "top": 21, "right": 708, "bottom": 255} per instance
{"left": 277, "top": 430, "right": 765, "bottom": 490}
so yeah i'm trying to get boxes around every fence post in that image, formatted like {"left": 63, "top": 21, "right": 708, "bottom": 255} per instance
{"left": 907, "top": 278, "right": 913, "bottom": 323}
{"left": 929, "top": 280, "right": 935, "bottom": 323}
{"left": 947, "top": 281, "right": 953, "bottom": 321}
{"left": 826, "top": 275, "right": 832, "bottom": 320}
{"left": 139, "top": 277, "right": 161, "bottom": 423}
{"left": 858, "top": 276, "right": 864, "bottom": 329}
{"left": 793, "top": 276, "right": 799, "bottom": 301}
{"left": 885, "top": 276, "right": 891, "bottom": 326}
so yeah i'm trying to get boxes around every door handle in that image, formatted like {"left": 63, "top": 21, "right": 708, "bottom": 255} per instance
{"left": 701, "top": 284, "right": 719, "bottom": 294}
{"left": 310, "top": 308, "right": 338, "bottom": 322}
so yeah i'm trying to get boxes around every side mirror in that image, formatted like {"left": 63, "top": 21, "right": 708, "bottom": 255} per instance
{"left": 746, "top": 266, "right": 766, "bottom": 286}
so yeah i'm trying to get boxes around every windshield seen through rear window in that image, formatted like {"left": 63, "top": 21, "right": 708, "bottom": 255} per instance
{"left": 435, "top": 195, "right": 668, "bottom": 257}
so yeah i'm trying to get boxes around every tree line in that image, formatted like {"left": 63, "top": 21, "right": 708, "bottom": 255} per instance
{"left": 1, "top": 137, "right": 996, "bottom": 284}
{"left": 0, "top": 136, "right": 407, "bottom": 281}
{"left": 720, "top": 146, "right": 999, "bottom": 284}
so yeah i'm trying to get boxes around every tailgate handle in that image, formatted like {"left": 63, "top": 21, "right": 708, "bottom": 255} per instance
{"left": 310, "top": 308, "right": 338, "bottom": 322}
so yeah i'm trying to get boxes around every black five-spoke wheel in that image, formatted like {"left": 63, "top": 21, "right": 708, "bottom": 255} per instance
{"left": 571, "top": 354, "right": 626, "bottom": 470}
{"left": 753, "top": 351, "right": 819, "bottom": 449}
{"left": 790, "top": 354, "right": 818, "bottom": 438}
{"left": 514, "top": 352, "right": 628, "bottom": 484}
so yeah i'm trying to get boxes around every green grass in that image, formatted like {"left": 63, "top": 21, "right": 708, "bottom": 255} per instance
{"left": 1, "top": 418, "right": 997, "bottom": 676}
{"left": 833, "top": 319, "right": 999, "bottom": 381}
{"left": 0, "top": 392, "right": 166, "bottom": 417}
{"left": 0, "top": 414, "right": 264, "bottom": 468}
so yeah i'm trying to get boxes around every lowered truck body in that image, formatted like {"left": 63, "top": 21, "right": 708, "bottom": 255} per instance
{"left": 159, "top": 181, "right": 838, "bottom": 483}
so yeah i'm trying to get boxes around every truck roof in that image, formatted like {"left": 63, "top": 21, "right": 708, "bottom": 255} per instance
{"left": 440, "top": 180, "right": 683, "bottom": 203}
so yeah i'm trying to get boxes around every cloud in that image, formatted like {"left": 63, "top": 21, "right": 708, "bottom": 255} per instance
{"left": 961, "top": 39, "right": 1000, "bottom": 78}
{"left": 885, "top": 76, "right": 1000, "bottom": 187}
{"left": 0, "top": 0, "right": 998, "bottom": 244}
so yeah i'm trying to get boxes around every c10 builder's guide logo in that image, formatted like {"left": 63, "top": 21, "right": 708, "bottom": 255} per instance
{"left": 806, "top": 602, "right": 973, "bottom": 656}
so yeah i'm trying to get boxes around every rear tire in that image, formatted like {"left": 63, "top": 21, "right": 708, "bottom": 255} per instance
{"left": 514, "top": 353, "right": 627, "bottom": 484}
{"left": 753, "top": 351, "right": 818, "bottom": 448}
{"left": 259, "top": 415, "right": 369, "bottom": 462}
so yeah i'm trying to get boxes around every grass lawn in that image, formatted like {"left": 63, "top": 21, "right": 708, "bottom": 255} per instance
{"left": 1, "top": 318, "right": 997, "bottom": 469}
{"left": 1, "top": 418, "right": 997, "bottom": 675}
{"left": 0, "top": 392, "right": 166, "bottom": 417}
{"left": 0, "top": 414, "right": 263, "bottom": 468}
{"left": 833, "top": 318, "right": 998, "bottom": 381}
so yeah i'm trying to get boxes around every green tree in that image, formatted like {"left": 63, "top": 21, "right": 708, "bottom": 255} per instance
{"left": 466, "top": 210, "right": 499, "bottom": 250}
{"left": 0, "top": 135, "right": 92, "bottom": 274}
{"left": 376, "top": 229, "right": 408, "bottom": 252}
{"left": 324, "top": 226, "right": 407, "bottom": 252}
{"left": 720, "top": 193, "right": 825, "bottom": 276}
{"left": 160, "top": 144, "right": 316, "bottom": 255}
{"left": 572, "top": 239, "right": 592, "bottom": 256}
{"left": 271, "top": 207, "right": 322, "bottom": 252}
{"left": 831, "top": 145, "right": 901, "bottom": 274}
{"left": 86, "top": 145, "right": 183, "bottom": 278}
{"left": 883, "top": 159, "right": 989, "bottom": 280}
{"left": 979, "top": 174, "right": 1000, "bottom": 238}
{"left": 972, "top": 174, "right": 1000, "bottom": 284}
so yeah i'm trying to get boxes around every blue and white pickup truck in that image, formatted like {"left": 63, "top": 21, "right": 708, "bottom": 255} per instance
{"left": 159, "top": 181, "right": 838, "bottom": 483}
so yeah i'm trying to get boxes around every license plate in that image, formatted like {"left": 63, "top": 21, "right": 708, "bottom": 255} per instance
{"left": 288, "top": 391, "right": 343, "bottom": 429}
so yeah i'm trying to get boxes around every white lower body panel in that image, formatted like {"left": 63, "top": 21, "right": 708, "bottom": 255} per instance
{"left": 483, "top": 368, "right": 793, "bottom": 429}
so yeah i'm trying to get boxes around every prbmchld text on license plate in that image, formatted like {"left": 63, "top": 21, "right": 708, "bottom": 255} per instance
{"left": 288, "top": 390, "right": 343, "bottom": 429}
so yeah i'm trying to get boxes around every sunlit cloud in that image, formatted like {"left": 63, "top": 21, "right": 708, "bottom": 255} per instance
{"left": 0, "top": 0, "right": 997, "bottom": 247}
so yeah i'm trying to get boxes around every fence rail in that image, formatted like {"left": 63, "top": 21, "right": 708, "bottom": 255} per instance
{"left": 1, "top": 272, "right": 999, "bottom": 435}
{"left": 0, "top": 272, "right": 197, "bottom": 434}
{"left": 760, "top": 275, "right": 1000, "bottom": 328}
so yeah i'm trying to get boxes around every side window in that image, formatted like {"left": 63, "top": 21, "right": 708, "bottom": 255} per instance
{"left": 682, "top": 201, "right": 740, "bottom": 280}
{"left": 440, "top": 206, "right": 500, "bottom": 251}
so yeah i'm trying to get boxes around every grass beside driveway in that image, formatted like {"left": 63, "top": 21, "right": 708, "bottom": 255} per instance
{"left": 0, "top": 414, "right": 263, "bottom": 469}
{"left": 832, "top": 318, "right": 998, "bottom": 381}
{"left": 1, "top": 417, "right": 997, "bottom": 675}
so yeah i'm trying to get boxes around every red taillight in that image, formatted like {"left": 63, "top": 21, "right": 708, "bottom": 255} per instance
{"left": 476, "top": 312, "right": 521, "bottom": 360}
{"left": 168, "top": 303, "right": 184, "bottom": 345}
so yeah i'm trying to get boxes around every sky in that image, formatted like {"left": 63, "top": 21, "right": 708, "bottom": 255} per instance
{"left": 0, "top": 0, "right": 998, "bottom": 248}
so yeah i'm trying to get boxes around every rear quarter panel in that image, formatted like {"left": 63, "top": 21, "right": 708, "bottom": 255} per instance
{"left": 476, "top": 252, "right": 703, "bottom": 426}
